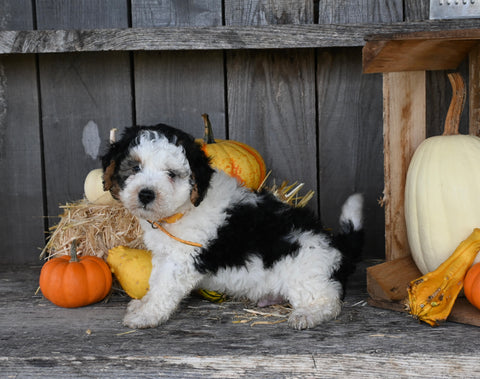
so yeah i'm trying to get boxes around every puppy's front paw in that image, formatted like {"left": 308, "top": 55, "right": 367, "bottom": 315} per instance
{"left": 123, "top": 300, "right": 163, "bottom": 329}
{"left": 126, "top": 299, "right": 143, "bottom": 313}
{"left": 123, "top": 308, "right": 161, "bottom": 329}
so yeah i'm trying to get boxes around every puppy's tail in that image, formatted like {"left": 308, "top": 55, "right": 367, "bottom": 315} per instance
{"left": 332, "top": 193, "right": 364, "bottom": 293}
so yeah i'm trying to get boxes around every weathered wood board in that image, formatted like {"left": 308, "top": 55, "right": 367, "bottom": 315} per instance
{"left": 132, "top": 1, "right": 225, "bottom": 137}
{"left": 317, "top": 0, "right": 403, "bottom": 24}
{"left": 3, "top": 264, "right": 480, "bottom": 377}
{"left": 225, "top": 0, "right": 318, "bottom": 211}
{"left": 36, "top": 1, "right": 132, "bottom": 224}
{"left": 1, "top": 0, "right": 479, "bottom": 266}
{"left": 0, "top": 0, "right": 44, "bottom": 264}
{"left": 3, "top": 21, "right": 480, "bottom": 54}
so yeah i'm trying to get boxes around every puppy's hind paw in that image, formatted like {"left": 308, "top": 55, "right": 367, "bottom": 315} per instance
{"left": 288, "top": 301, "right": 342, "bottom": 330}
{"left": 288, "top": 311, "right": 317, "bottom": 330}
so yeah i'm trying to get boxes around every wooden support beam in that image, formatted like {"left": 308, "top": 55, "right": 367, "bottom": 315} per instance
{"left": 383, "top": 71, "right": 426, "bottom": 261}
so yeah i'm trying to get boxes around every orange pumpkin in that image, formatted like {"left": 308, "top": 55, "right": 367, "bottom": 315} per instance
{"left": 464, "top": 262, "right": 480, "bottom": 310}
{"left": 197, "top": 114, "right": 267, "bottom": 190}
{"left": 39, "top": 240, "right": 112, "bottom": 308}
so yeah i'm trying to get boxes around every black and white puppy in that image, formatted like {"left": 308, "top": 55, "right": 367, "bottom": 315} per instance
{"left": 102, "top": 124, "right": 363, "bottom": 330}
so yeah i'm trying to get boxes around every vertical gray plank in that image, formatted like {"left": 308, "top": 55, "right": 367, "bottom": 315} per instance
{"left": 134, "top": 51, "right": 225, "bottom": 136}
{"left": 225, "top": 0, "right": 317, "bottom": 209}
{"left": 226, "top": 0, "right": 313, "bottom": 25}
{"left": 131, "top": 0, "right": 222, "bottom": 26}
{"left": 317, "top": 0, "right": 403, "bottom": 24}
{"left": 0, "top": 0, "right": 34, "bottom": 29}
{"left": 0, "top": 0, "right": 44, "bottom": 264}
{"left": 36, "top": 1, "right": 132, "bottom": 221}
{"left": 404, "top": 0, "right": 430, "bottom": 21}
{"left": 132, "top": 0, "right": 225, "bottom": 138}
{"left": 226, "top": 49, "right": 317, "bottom": 196}
{"left": 317, "top": 48, "right": 384, "bottom": 256}
{"left": 317, "top": 2, "right": 403, "bottom": 258}
{"left": 35, "top": 0, "right": 129, "bottom": 29}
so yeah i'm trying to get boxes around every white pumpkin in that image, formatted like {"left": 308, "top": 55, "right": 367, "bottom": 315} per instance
{"left": 405, "top": 73, "right": 480, "bottom": 274}
{"left": 405, "top": 134, "right": 480, "bottom": 274}
{"left": 84, "top": 168, "right": 116, "bottom": 205}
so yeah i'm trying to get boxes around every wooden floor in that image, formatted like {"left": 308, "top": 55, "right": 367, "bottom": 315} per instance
{"left": 2, "top": 262, "right": 480, "bottom": 378}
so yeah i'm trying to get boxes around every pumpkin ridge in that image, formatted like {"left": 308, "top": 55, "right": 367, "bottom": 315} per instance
{"left": 227, "top": 140, "right": 266, "bottom": 179}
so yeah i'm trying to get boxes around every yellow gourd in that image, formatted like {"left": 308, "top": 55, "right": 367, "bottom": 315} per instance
{"left": 405, "top": 73, "right": 480, "bottom": 274}
{"left": 107, "top": 246, "right": 152, "bottom": 299}
{"left": 407, "top": 228, "right": 480, "bottom": 326}
{"left": 107, "top": 246, "right": 226, "bottom": 302}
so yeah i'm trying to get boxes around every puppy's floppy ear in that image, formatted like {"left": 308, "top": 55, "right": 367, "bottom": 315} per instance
{"left": 103, "top": 160, "right": 121, "bottom": 199}
{"left": 100, "top": 126, "right": 142, "bottom": 199}
{"left": 178, "top": 137, "right": 214, "bottom": 207}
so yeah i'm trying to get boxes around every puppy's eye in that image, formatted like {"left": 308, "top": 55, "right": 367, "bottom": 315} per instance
{"left": 167, "top": 170, "right": 177, "bottom": 179}
{"left": 132, "top": 165, "right": 141, "bottom": 173}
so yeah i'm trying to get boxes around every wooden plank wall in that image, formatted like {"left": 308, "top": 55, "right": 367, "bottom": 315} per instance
{"left": 0, "top": 0, "right": 459, "bottom": 264}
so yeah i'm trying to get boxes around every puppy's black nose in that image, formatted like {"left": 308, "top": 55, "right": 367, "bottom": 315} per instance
{"left": 138, "top": 188, "right": 155, "bottom": 205}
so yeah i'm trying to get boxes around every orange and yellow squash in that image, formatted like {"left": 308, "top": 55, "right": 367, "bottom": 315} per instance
{"left": 406, "top": 228, "right": 480, "bottom": 326}
{"left": 197, "top": 114, "right": 266, "bottom": 190}
{"left": 39, "top": 240, "right": 112, "bottom": 308}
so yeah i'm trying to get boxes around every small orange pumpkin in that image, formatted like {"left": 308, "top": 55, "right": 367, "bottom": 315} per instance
{"left": 39, "top": 240, "right": 112, "bottom": 308}
{"left": 197, "top": 114, "right": 267, "bottom": 190}
{"left": 464, "top": 262, "right": 480, "bottom": 310}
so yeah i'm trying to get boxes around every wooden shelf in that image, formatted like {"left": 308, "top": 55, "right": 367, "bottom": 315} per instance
{"left": 2, "top": 20, "right": 480, "bottom": 54}
{"left": 363, "top": 28, "right": 480, "bottom": 327}
{"left": 363, "top": 28, "right": 480, "bottom": 73}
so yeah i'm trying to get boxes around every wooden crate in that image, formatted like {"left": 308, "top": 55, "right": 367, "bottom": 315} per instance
{"left": 363, "top": 28, "right": 480, "bottom": 326}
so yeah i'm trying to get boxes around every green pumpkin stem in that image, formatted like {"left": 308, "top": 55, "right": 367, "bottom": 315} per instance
{"left": 70, "top": 240, "right": 79, "bottom": 262}
{"left": 201, "top": 113, "right": 216, "bottom": 144}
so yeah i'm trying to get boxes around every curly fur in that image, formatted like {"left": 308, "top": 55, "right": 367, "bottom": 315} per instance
{"left": 102, "top": 124, "right": 363, "bottom": 330}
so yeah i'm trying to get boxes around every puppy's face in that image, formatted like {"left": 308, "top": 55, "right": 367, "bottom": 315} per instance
{"left": 102, "top": 125, "right": 214, "bottom": 220}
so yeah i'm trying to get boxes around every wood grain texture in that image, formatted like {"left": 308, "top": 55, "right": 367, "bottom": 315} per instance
{"left": 132, "top": 0, "right": 225, "bottom": 137}
{"left": 134, "top": 51, "right": 225, "bottom": 136}
{"left": 0, "top": 0, "right": 34, "bottom": 30}
{"left": 3, "top": 21, "right": 480, "bottom": 54}
{"left": 0, "top": 55, "right": 44, "bottom": 264}
{"left": 39, "top": 53, "right": 133, "bottom": 214}
{"left": 469, "top": 45, "right": 480, "bottom": 136}
{"left": 3, "top": 265, "right": 480, "bottom": 377}
{"left": 226, "top": 49, "right": 317, "bottom": 202}
{"left": 403, "top": 0, "right": 430, "bottom": 21}
{"left": 383, "top": 71, "right": 426, "bottom": 261}
{"left": 318, "top": 0, "right": 403, "bottom": 24}
{"left": 317, "top": 2, "right": 395, "bottom": 256}
{"left": 367, "top": 256, "right": 420, "bottom": 301}
{"left": 35, "top": 0, "right": 129, "bottom": 30}
{"left": 363, "top": 38, "right": 478, "bottom": 73}
{"left": 37, "top": 2, "right": 132, "bottom": 224}
{"left": 0, "top": 1, "right": 43, "bottom": 265}
{"left": 131, "top": 0, "right": 222, "bottom": 27}
{"left": 317, "top": 47, "right": 384, "bottom": 256}
{"left": 225, "top": 0, "right": 313, "bottom": 25}
{"left": 225, "top": 0, "right": 317, "bottom": 209}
